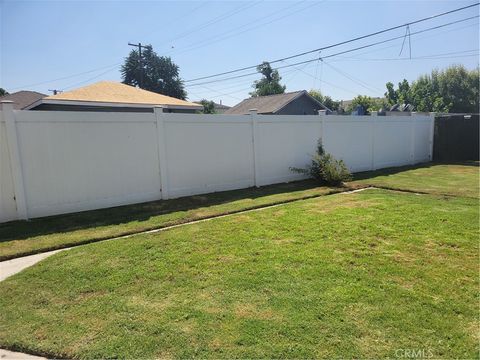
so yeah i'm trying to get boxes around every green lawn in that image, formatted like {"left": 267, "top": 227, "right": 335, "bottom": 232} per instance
{"left": 352, "top": 162, "right": 479, "bottom": 198}
{"left": 0, "top": 182, "right": 339, "bottom": 261}
{"left": 0, "top": 162, "right": 478, "bottom": 261}
{"left": 0, "top": 187, "right": 478, "bottom": 358}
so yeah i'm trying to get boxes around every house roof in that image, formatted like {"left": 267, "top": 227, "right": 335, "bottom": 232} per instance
{"left": 0, "top": 91, "right": 46, "bottom": 110}
{"left": 29, "top": 81, "right": 202, "bottom": 110}
{"left": 224, "top": 90, "right": 322, "bottom": 115}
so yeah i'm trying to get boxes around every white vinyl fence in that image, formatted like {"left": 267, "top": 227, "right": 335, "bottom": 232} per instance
{"left": 0, "top": 102, "right": 434, "bottom": 222}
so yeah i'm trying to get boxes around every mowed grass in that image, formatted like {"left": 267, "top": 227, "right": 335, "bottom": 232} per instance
{"left": 0, "top": 189, "right": 478, "bottom": 359}
{"left": 0, "top": 182, "right": 339, "bottom": 260}
{"left": 352, "top": 162, "right": 479, "bottom": 198}
{"left": 0, "top": 162, "right": 478, "bottom": 260}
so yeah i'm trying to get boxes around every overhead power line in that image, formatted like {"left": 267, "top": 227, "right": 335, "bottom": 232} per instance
{"left": 185, "top": 2, "right": 479, "bottom": 83}
{"left": 8, "top": 62, "right": 121, "bottom": 91}
{"left": 61, "top": 66, "right": 120, "bottom": 91}
{"left": 328, "top": 21, "right": 479, "bottom": 59}
{"left": 332, "top": 49, "right": 479, "bottom": 62}
{"left": 186, "top": 15, "right": 480, "bottom": 87}
{"left": 169, "top": 0, "right": 322, "bottom": 56}
{"left": 159, "top": 1, "right": 263, "bottom": 49}
{"left": 320, "top": 60, "right": 384, "bottom": 93}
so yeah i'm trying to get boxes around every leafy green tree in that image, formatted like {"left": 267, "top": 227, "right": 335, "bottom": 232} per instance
{"left": 409, "top": 72, "right": 441, "bottom": 112}
{"left": 121, "top": 45, "right": 186, "bottom": 100}
{"left": 308, "top": 90, "right": 340, "bottom": 111}
{"left": 385, "top": 79, "right": 411, "bottom": 105}
{"left": 0, "top": 88, "right": 9, "bottom": 97}
{"left": 348, "top": 96, "right": 387, "bottom": 114}
{"left": 397, "top": 79, "right": 412, "bottom": 104}
{"left": 385, "top": 82, "right": 397, "bottom": 105}
{"left": 198, "top": 99, "right": 216, "bottom": 114}
{"left": 385, "top": 65, "right": 479, "bottom": 113}
{"left": 250, "top": 62, "right": 286, "bottom": 97}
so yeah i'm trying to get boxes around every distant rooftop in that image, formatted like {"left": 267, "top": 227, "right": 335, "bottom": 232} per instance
{"left": 0, "top": 91, "right": 46, "bottom": 110}
{"left": 224, "top": 91, "right": 322, "bottom": 115}
{"left": 30, "top": 81, "right": 202, "bottom": 110}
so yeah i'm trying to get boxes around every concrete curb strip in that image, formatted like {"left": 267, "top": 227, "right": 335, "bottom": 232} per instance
{"left": 0, "top": 349, "right": 47, "bottom": 360}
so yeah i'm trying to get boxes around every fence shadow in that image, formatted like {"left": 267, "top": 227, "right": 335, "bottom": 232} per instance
{"left": 0, "top": 179, "right": 321, "bottom": 243}
{"left": 2, "top": 161, "right": 476, "bottom": 244}
{"left": 352, "top": 160, "right": 478, "bottom": 181}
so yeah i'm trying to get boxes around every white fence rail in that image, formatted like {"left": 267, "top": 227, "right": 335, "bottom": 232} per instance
{"left": 0, "top": 103, "right": 434, "bottom": 222}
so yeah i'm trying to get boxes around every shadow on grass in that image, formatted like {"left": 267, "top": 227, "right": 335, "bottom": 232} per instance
{"left": 352, "top": 161, "right": 479, "bottom": 181}
{"left": 0, "top": 179, "right": 323, "bottom": 243}
{"left": 2, "top": 161, "right": 476, "bottom": 246}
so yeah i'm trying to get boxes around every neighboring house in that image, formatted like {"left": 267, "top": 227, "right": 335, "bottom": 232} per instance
{"left": 213, "top": 101, "right": 231, "bottom": 114}
{"left": 27, "top": 81, "right": 202, "bottom": 113}
{"left": 0, "top": 91, "right": 46, "bottom": 110}
{"left": 224, "top": 90, "right": 325, "bottom": 115}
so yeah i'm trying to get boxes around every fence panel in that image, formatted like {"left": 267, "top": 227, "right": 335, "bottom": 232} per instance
{"left": 0, "top": 117, "right": 18, "bottom": 222}
{"left": 13, "top": 110, "right": 161, "bottom": 218}
{"left": 413, "top": 115, "right": 434, "bottom": 163}
{"left": 0, "top": 107, "right": 434, "bottom": 222}
{"left": 322, "top": 117, "right": 374, "bottom": 172}
{"left": 162, "top": 114, "right": 255, "bottom": 198}
{"left": 373, "top": 118, "right": 412, "bottom": 169}
{"left": 257, "top": 116, "right": 322, "bottom": 186}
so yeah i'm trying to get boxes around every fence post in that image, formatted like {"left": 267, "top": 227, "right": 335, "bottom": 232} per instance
{"left": 154, "top": 106, "right": 170, "bottom": 200}
{"left": 370, "top": 116, "right": 376, "bottom": 170}
{"left": 250, "top": 109, "right": 260, "bottom": 187}
{"left": 428, "top": 112, "right": 435, "bottom": 161}
{"left": 1, "top": 101, "right": 28, "bottom": 220}
{"left": 410, "top": 116, "right": 416, "bottom": 164}
{"left": 318, "top": 109, "right": 326, "bottom": 145}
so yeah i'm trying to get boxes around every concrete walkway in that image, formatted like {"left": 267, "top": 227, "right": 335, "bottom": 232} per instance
{"left": 0, "top": 349, "right": 46, "bottom": 360}
{"left": 0, "top": 249, "right": 66, "bottom": 282}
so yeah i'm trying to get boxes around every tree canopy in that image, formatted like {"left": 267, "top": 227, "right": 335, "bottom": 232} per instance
{"left": 198, "top": 99, "right": 216, "bottom": 114}
{"left": 250, "top": 62, "right": 286, "bottom": 97}
{"left": 385, "top": 65, "right": 479, "bottom": 113}
{"left": 308, "top": 90, "right": 340, "bottom": 111}
{"left": 347, "top": 96, "right": 388, "bottom": 114}
{"left": 0, "top": 88, "right": 9, "bottom": 97}
{"left": 121, "top": 45, "right": 187, "bottom": 100}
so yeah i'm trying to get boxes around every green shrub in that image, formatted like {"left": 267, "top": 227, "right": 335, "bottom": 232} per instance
{"left": 291, "top": 140, "right": 352, "bottom": 186}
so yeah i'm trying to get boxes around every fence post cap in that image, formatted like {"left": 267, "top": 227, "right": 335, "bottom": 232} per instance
{"left": 153, "top": 105, "right": 165, "bottom": 113}
{"left": 0, "top": 100, "right": 14, "bottom": 110}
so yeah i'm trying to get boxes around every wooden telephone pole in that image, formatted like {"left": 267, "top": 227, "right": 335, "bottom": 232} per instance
{"left": 127, "top": 42, "right": 149, "bottom": 89}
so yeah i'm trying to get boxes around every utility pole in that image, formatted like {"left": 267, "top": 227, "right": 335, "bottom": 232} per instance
{"left": 48, "top": 89, "right": 62, "bottom": 95}
{"left": 128, "top": 42, "right": 149, "bottom": 89}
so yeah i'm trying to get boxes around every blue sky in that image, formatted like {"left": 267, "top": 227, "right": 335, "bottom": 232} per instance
{"left": 1, "top": 0, "right": 478, "bottom": 106}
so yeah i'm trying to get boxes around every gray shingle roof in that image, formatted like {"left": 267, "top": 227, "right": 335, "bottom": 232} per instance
{"left": 224, "top": 91, "right": 309, "bottom": 115}
{"left": 0, "top": 91, "right": 47, "bottom": 110}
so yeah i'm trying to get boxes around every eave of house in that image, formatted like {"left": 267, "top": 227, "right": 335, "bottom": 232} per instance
{"left": 25, "top": 99, "right": 203, "bottom": 111}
